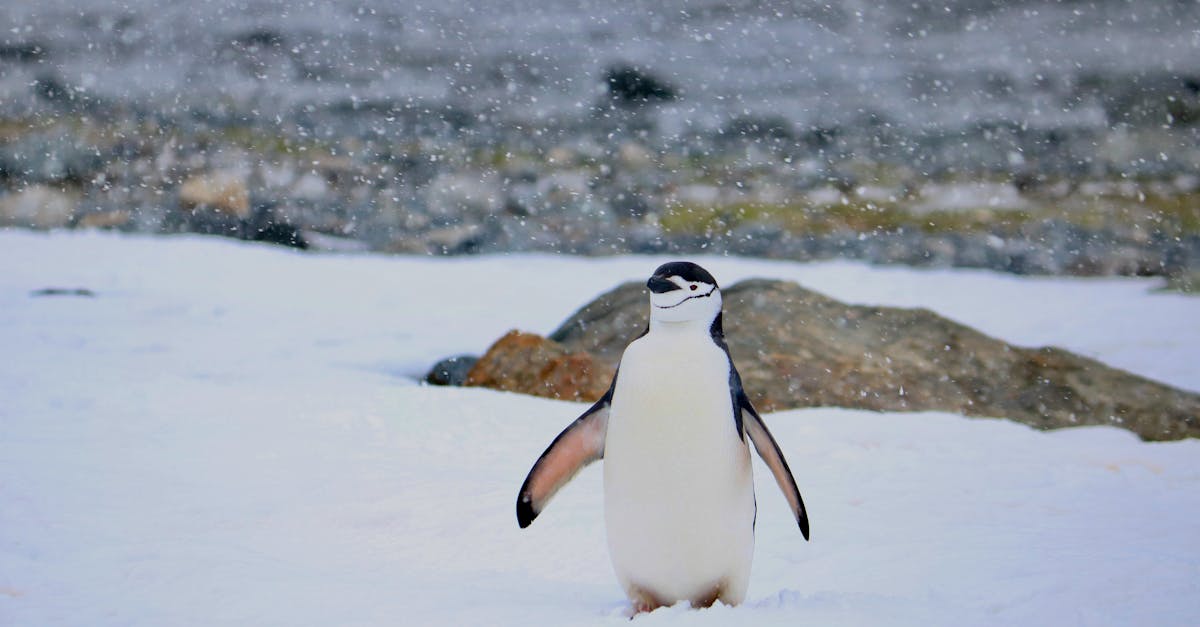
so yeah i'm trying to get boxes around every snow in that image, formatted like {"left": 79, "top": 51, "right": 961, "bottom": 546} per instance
{"left": 2, "top": 230, "right": 1198, "bottom": 626}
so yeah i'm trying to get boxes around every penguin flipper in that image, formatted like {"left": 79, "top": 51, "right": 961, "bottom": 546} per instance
{"left": 516, "top": 388, "right": 612, "bottom": 528}
{"left": 741, "top": 402, "right": 810, "bottom": 540}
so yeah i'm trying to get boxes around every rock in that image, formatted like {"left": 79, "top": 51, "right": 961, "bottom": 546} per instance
{"left": 547, "top": 283, "right": 648, "bottom": 365}
{"left": 0, "top": 129, "right": 107, "bottom": 183}
{"left": 30, "top": 287, "right": 95, "bottom": 297}
{"left": 28, "top": 73, "right": 106, "bottom": 113}
{"left": 301, "top": 230, "right": 371, "bottom": 253}
{"left": 425, "top": 355, "right": 479, "bottom": 386}
{"left": 229, "top": 28, "right": 286, "bottom": 50}
{"left": 425, "top": 171, "right": 501, "bottom": 221}
{"left": 77, "top": 210, "right": 132, "bottom": 229}
{"left": 244, "top": 214, "right": 308, "bottom": 249}
{"left": 720, "top": 115, "right": 796, "bottom": 142}
{"left": 671, "top": 183, "right": 722, "bottom": 206}
{"left": 179, "top": 171, "right": 251, "bottom": 218}
{"left": 481, "top": 279, "right": 1200, "bottom": 441}
{"left": 0, "top": 184, "right": 77, "bottom": 228}
{"left": 545, "top": 146, "right": 577, "bottom": 166}
{"left": 536, "top": 169, "right": 592, "bottom": 203}
{"left": 913, "top": 181, "right": 1027, "bottom": 213}
{"left": 290, "top": 172, "right": 330, "bottom": 202}
{"left": 425, "top": 223, "right": 488, "bottom": 255}
{"left": 464, "top": 330, "right": 612, "bottom": 402}
{"left": 171, "top": 195, "right": 306, "bottom": 249}
{"left": 31, "top": 74, "right": 71, "bottom": 104}
{"left": 1159, "top": 270, "right": 1200, "bottom": 294}
{"left": 603, "top": 65, "right": 677, "bottom": 105}
{"left": 0, "top": 42, "right": 49, "bottom": 63}
{"left": 617, "top": 142, "right": 655, "bottom": 169}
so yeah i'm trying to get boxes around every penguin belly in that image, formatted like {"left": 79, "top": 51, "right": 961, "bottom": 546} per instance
{"left": 603, "top": 333, "right": 755, "bottom": 607}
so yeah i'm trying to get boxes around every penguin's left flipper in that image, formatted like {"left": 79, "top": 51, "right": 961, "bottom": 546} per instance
{"left": 741, "top": 398, "right": 811, "bottom": 540}
{"left": 516, "top": 384, "right": 613, "bottom": 528}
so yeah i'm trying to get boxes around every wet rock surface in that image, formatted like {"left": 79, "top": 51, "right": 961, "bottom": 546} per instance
{"left": 463, "top": 330, "right": 612, "bottom": 403}
{"left": 424, "top": 355, "right": 479, "bottom": 387}
{"left": 464, "top": 280, "right": 1200, "bottom": 441}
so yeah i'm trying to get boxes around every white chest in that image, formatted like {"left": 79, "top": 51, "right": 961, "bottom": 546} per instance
{"left": 601, "top": 327, "right": 756, "bottom": 604}
{"left": 608, "top": 332, "right": 734, "bottom": 443}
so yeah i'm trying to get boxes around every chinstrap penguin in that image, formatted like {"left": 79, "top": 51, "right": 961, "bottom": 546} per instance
{"left": 516, "top": 261, "right": 809, "bottom": 612}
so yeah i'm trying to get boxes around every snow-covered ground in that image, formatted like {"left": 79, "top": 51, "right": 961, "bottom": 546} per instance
{"left": 2, "top": 230, "right": 1198, "bottom": 626}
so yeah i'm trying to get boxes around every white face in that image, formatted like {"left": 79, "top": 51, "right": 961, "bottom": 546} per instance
{"left": 648, "top": 274, "right": 723, "bottom": 324}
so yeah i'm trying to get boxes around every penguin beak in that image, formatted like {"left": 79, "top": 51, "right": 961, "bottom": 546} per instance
{"left": 647, "top": 275, "right": 681, "bottom": 294}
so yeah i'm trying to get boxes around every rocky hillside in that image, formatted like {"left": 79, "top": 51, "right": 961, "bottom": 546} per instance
{"left": 3, "top": 2, "right": 1200, "bottom": 278}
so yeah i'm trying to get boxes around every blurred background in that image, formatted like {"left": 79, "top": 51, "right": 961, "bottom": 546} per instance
{"left": 2, "top": 0, "right": 1198, "bottom": 279}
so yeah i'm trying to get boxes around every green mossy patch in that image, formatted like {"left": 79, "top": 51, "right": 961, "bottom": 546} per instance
{"left": 658, "top": 183, "right": 1197, "bottom": 239}
{"left": 659, "top": 197, "right": 1036, "bottom": 237}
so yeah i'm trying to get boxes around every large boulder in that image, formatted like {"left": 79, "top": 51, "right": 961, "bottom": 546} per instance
{"left": 466, "top": 279, "right": 1200, "bottom": 441}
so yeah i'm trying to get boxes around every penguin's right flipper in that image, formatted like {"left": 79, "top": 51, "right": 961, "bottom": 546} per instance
{"left": 516, "top": 384, "right": 613, "bottom": 528}
{"left": 741, "top": 402, "right": 810, "bottom": 541}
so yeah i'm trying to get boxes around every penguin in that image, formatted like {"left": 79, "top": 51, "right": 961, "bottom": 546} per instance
{"left": 516, "top": 261, "right": 809, "bottom": 612}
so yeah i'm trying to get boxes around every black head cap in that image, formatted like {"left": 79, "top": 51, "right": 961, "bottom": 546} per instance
{"left": 649, "top": 261, "right": 718, "bottom": 287}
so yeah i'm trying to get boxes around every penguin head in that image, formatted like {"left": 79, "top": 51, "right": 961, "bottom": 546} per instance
{"left": 646, "top": 261, "right": 722, "bottom": 324}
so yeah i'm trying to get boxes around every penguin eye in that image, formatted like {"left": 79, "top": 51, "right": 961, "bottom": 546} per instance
{"left": 689, "top": 284, "right": 698, "bottom": 291}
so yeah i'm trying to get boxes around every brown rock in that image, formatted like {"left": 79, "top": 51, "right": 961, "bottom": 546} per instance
{"left": 536, "top": 279, "right": 1200, "bottom": 441}
{"left": 77, "top": 210, "right": 131, "bottom": 229}
{"left": 0, "top": 184, "right": 77, "bottom": 229}
{"left": 465, "top": 330, "right": 613, "bottom": 402}
{"left": 179, "top": 171, "right": 250, "bottom": 218}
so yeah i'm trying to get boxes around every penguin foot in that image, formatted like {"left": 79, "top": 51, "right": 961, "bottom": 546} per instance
{"left": 690, "top": 583, "right": 723, "bottom": 609}
{"left": 627, "top": 585, "right": 665, "bottom": 615}
{"left": 625, "top": 582, "right": 727, "bottom": 615}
